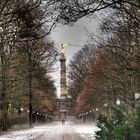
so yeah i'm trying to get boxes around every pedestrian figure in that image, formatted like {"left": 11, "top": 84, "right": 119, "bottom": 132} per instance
{"left": 62, "top": 119, "right": 65, "bottom": 125}
{"left": 83, "top": 116, "right": 86, "bottom": 123}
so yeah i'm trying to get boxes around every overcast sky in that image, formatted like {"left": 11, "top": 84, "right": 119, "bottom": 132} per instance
{"left": 50, "top": 16, "right": 101, "bottom": 96}
{"left": 51, "top": 16, "right": 101, "bottom": 63}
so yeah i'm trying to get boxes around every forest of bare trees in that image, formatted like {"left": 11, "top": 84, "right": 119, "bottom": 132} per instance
{"left": 0, "top": 0, "right": 59, "bottom": 131}
{"left": 67, "top": 0, "right": 140, "bottom": 119}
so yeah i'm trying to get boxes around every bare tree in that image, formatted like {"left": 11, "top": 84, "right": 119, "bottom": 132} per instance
{"left": 0, "top": 0, "right": 60, "bottom": 130}
{"left": 58, "top": 0, "right": 140, "bottom": 26}
{"left": 68, "top": 45, "right": 95, "bottom": 108}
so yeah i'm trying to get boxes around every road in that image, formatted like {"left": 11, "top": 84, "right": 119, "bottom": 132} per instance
{"left": 0, "top": 121, "right": 98, "bottom": 140}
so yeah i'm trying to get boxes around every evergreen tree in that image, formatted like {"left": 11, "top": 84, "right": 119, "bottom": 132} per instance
{"left": 95, "top": 107, "right": 135, "bottom": 140}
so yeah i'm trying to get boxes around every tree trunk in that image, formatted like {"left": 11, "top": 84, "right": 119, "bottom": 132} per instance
{"left": 28, "top": 52, "right": 33, "bottom": 128}
{"left": 1, "top": 46, "right": 8, "bottom": 131}
{"left": 1, "top": 100, "right": 8, "bottom": 131}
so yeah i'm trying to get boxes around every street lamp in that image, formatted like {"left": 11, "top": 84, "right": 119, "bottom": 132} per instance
{"left": 116, "top": 99, "right": 121, "bottom": 105}
{"left": 96, "top": 108, "right": 99, "bottom": 112}
{"left": 9, "top": 103, "right": 11, "bottom": 107}
{"left": 36, "top": 112, "right": 39, "bottom": 124}
{"left": 20, "top": 107, "right": 24, "bottom": 112}
{"left": 134, "top": 93, "right": 140, "bottom": 100}
{"left": 104, "top": 103, "right": 108, "bottom": 107}
{"left": 95, "top": 108, "right": 99, "bottom": 119}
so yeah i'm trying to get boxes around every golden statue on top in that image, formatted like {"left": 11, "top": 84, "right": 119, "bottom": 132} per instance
{"left": 61, "top": 44, "right": 65, "bottom": 54}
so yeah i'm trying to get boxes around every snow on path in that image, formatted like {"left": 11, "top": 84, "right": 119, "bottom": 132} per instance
{"left": 0, "top": 122, "right": 98, "bottom": 140}
{"left": 74, "top": 123, "right": 98, "bottom": 140}
{"left": 0, "top": 126, "right": 48, "bottom": 140}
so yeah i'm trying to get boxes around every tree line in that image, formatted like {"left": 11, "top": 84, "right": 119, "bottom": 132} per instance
{"left": 61, "top": 1, "right": 140, "bottom": 139}
{"left": 67, "top": 0, "right": 140, "bottom": 117}
{"left": 0, "top": 0, "right": 59, "bottom": 131}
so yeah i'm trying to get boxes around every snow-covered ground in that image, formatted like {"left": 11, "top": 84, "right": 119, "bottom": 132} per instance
{"left": 0, "top": 121, "right": 98, "bottom": 140}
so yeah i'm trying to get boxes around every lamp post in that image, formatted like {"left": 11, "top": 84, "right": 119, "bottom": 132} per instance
{"left": 86, "top": 112, "right": 88, "bottom": 120}
{"left": 104, "top": 103, "right": 108, "bottom": 116}
{"left": 20, "top": 107, "right": 23, "bottom": 112}
{"left": 134, "top": 93, "right": 140, "bottom": 106}
{"left": 20, "top": 107, "right": 24, "bottom": 124}
{"left": 96, "top": 108, "right": 99, "bottom": 119}
{"left": 36, "top": 112, "right": 39, "bottom": 124}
